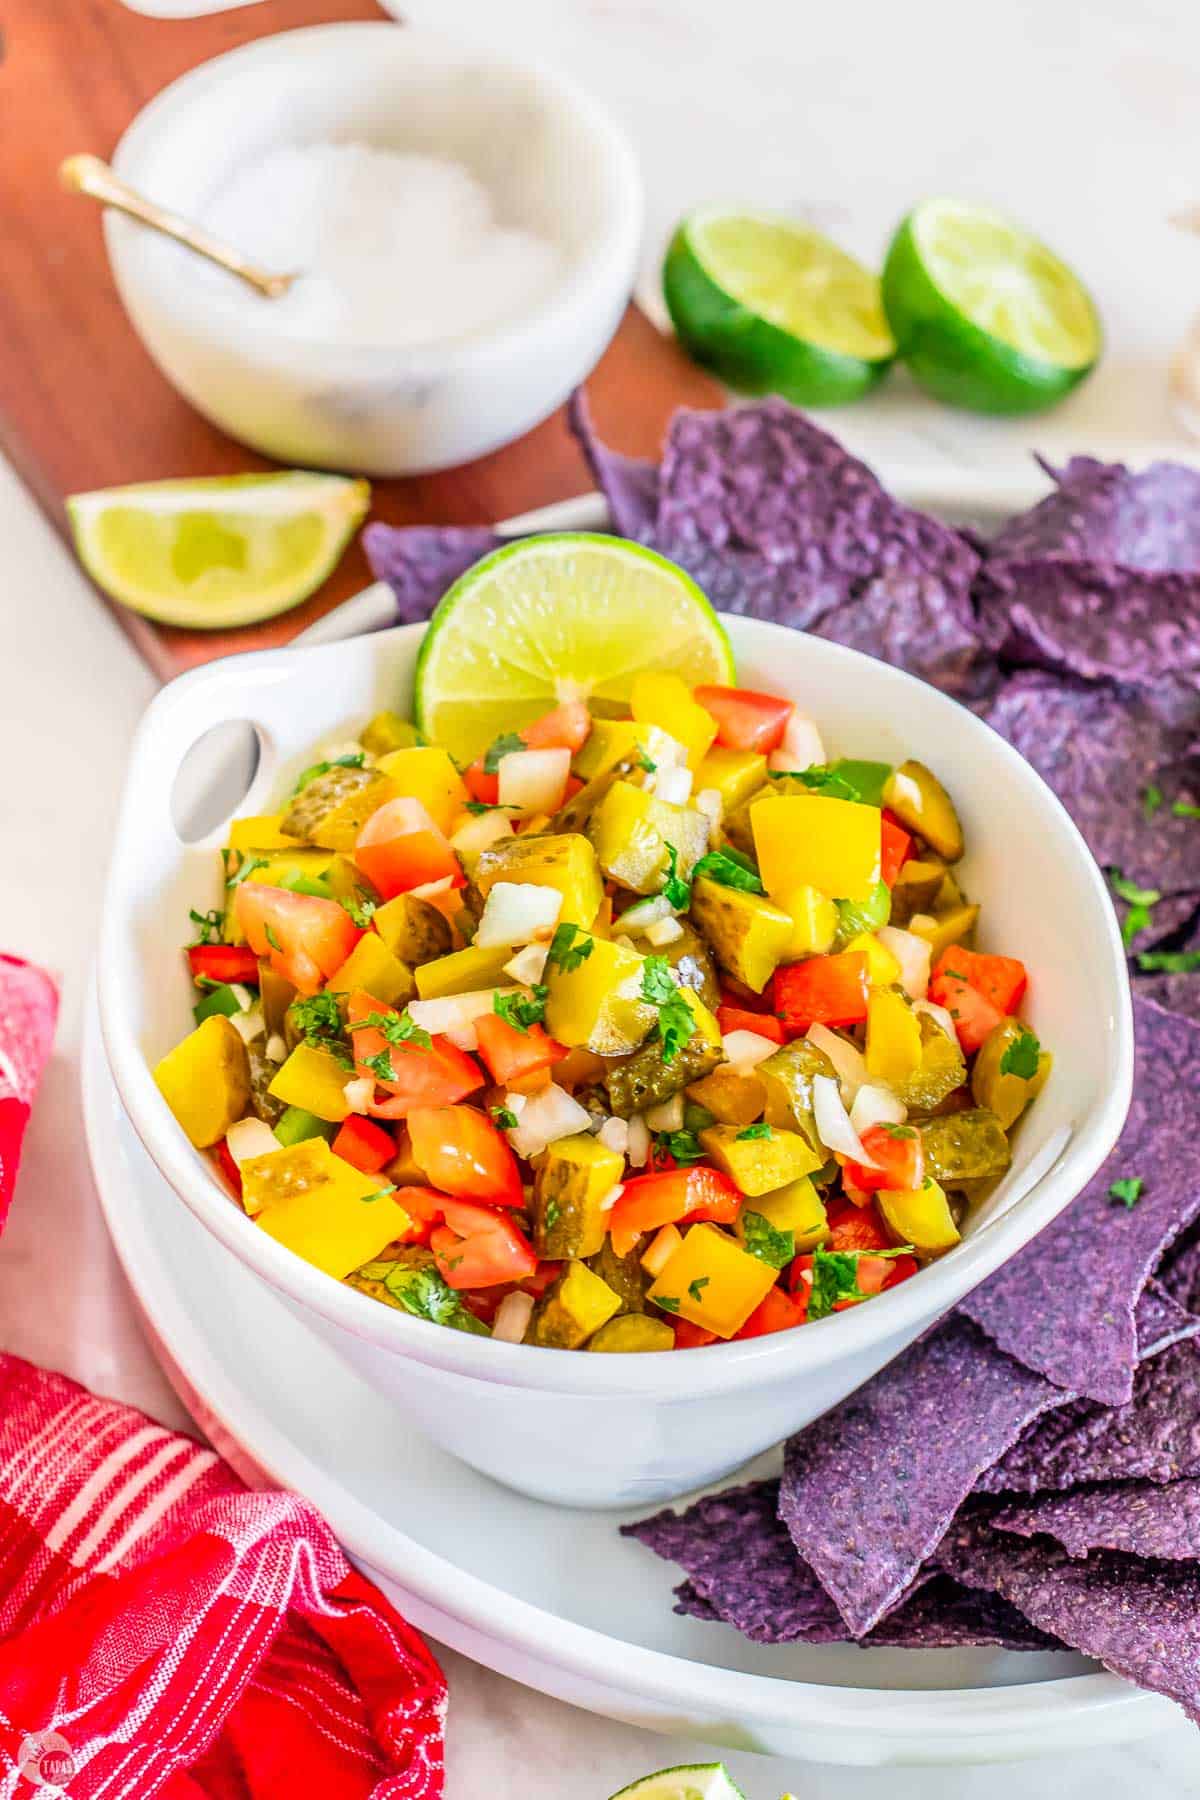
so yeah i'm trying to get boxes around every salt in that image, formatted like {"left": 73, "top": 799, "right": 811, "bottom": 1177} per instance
{"left": 199, "top": 142, "right": 562, "bottom": 347}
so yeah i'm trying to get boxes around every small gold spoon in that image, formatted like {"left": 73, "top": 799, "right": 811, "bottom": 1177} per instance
{"left": 59, "top": 153, "right": 296, "bottom": 300}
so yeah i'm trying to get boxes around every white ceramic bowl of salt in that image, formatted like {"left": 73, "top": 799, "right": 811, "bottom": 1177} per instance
{"left": 104, "top": 23, "right": 643, "bottom": 475}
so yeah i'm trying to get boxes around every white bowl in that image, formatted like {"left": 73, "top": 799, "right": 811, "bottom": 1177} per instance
{"left": 104, "top": 23, "right": 643, "bottom": 474}
{"left": 98, "top": 616, "right": 1133, "bottom": 1508}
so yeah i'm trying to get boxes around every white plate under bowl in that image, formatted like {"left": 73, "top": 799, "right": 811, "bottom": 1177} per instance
{"left": 81, "top": 994, "right": 1174, "bottom": 1766}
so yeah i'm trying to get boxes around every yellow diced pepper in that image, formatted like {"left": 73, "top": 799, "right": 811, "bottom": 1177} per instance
{"left": 631, "top": 671, "right": 718, "bottom": 769}
{"left": 248, "top": 1139, "right": 407, "bottom": 1277}
{"left": 845, "top": 930, "right": 902, "bottom": 987}
{"left": 877, "top": 1177, "right": 961, "bottom": 1255}
{"left": 694, "top": 747, "right": 768, "bottom": 810}
{"left": 751, "top": 795, "right": 882, "bottom": 904}
{"left": 153, "top": 1014, "right": 250, "bottom": 1148}
{"left": 864, "top": 987, "right": 923, "bottom": 1087}
{"left": 414, "top": 943, "right": 513, "bottom": 1000}
{"left": 543, "top": 933, "right": 655, "bottom": 1054}
{"left": 778, "top": 884, "right": 839, "bottom": 958}
{"left": 326, "top": 932, "right": 415, "bottom": 1007}
{"left": 647, "top": 1224, "right": 777, "bottom": 1338}
{"left": 227, "top": 814, "right": 293, "bottom": 852}
{"left": 737, "top": 1176, "right": 829, "bottom": 1254}
{"left": 572, "top": 720, "right": 675, "bottom": 783}
{"left": 375, "top": 746, "right": 469, "bottom": 834}
{"left": 268, "top": 1042, "right": 352, "bottom": 1122}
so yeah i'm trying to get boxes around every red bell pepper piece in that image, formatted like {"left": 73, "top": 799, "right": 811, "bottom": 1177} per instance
{"left": 672, "top": 1318, "right": 716, "bottom": 1349}
{"left": 216, "top": 1138, "right": 243, "bottom": 1198}
{"left": 331, "top": 1113, "right": 395, "bottom": 1175}
{"left": 840, "top": 1122, "right": 925, "bottom": 1193}
{"left": 388, "top": 1185, "right": 452, "bottom": 1248}
{"left": 464, "top": 762, "right": 500, "bottom": 806}
{"left": 716, "top": 1004, "right": 785, "bottom": 1042}
{"left": 235, "top": 884, "right": 360, "bottom": 996}
{"left": 473, "top": 1014, "right": 567, "bottom": 1088}
{"left": 928, "top": 949, "right": 1017, "bottom": 1055}
{"left": 407, "top": 1104, "right": 523, "bottom": 1207}
{"left": 774, "top": 953, "right": 870, "bottom": 1036}
{"left": 734, "top": 1283, "right": 807, "bottom": 1338}
{"left": 188, "top": 943, "right": 260, "bottom": 987}
{"left": 431, "top": 1199, "right": 537, "bottom": 1290}
{"left": 355, "top": 798, "right": 465, "bottom": 900}
{"left": 346, "top": 990, "right": 483, "bottom": 1117}
{"left": 719, "top": 980, "right": 774, "bottom": 1015}
{"left": 519, "top": 700, "right": 592, "bottom": 752}
{"left": 883, "top": 1253, "right": 919, "bottom": 1291}
{"left": 608, "top": 1165, "right": 741, "bottom": 1259}
{"left": 880, "top": 811, "right": 912, "bottom": 886}
{"left": 693, "top": 684, "right": 793, "bottom": 754}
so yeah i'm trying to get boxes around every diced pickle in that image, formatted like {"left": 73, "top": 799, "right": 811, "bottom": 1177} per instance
{"left": 347, "top": 1248, "right": 490, "bottom": 1334}
{"left": 268, "top": 1042, "right": 352, "bottom": 1121}
{"left": 533, "top": 1132, "right": 625, "bottom": 1259}
{"left": 699, "top": 1123, "right": 822, "bottom": 1196}
{"left": 917, "top": 1109, "right": 1011, "bottom": 1188}
{"left": 882, "top": 761, "right": 964, "bottom": 863}
{"left": 661, "top": 921, "right": 721, "bottom": 1010}
{"left": 258, "top": 962, "right": 298, "bottom": 1038}
{"left": 475, "top": 833, "right": 603, "bottom": 927}
{"left": 326, "top": 932, "right": 415, "bottom": 1007}
{"left": 383, "top": 1126, "right": 428, "bottom": 1189}
{"left": 694, "top": 747, "right": 769, "bottom": 811}
{"left": 585, "top": 1238, "right": 647, "bottom": 1315}
{"left": 603, "top": 987, "right": 724, "bottom": 1116}
{"left": 878, "top": 1177, "right": 960, "bottom": 1257}
{"left": 756, "top": 1039, "right": 836, "bottom": 1152}
{"left": 247, "top": 1043, "right": 286, "bottom": 1127}
{"left": 373, "top": 891, "right": 453, "bottom": 965}
{"left": 414, "top": 943, "right": 512, "bottom": 999}
{"left": 689, "top": 877, "right": 793, "bottom": 992}
{"left": 282, "top": 765, "right": 395, "bottom": 850}
{"left": 360, "top": 711, "right": 423, "bottom": 757}
{"left": 908, "top": 903, "right": 980, "bottom": 963}
{"left": 153, "top": 1015, "right": 250, "bottom": 1148}
{"left": 687, "top": 1063, "right": 767, "bottom": 1127}
{"left": 530, "top": 1261, "right": 622, "bottom": 1348}
{"left": 572, "top": 719, "right": 672, "bottom": 783}
{"left": 587, "top": 781, "right": 709, "bottom": 894}
{"left": 971, "top": 1018, "right": 1053, "bottom": 1129}
{"left": 893, "top": 1012, "right": 968, "bottom": 1111}
{"left": 587, "top": 1315, "right": 676, "bottom": 1352}
{"left": 889, "top": 859, "right": 947, "bottom": 926}
{"left": 737, "top": 1176, "right": 829, "bottom": 1254}
{"left": 551, "top": 769, "right": 623, "bottom": 836}
{"left": 865, "top": 987, "right": 923, "bottom": 1087}
{"left": 543, "top": 934, "right": 656, "bottom": 1055}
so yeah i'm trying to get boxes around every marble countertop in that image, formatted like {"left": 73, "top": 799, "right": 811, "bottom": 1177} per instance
{"left": 10, "top": 0, "right": 1200, "bottom": 1790}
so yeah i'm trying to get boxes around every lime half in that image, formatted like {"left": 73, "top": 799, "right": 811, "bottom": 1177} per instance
{"left": 608, "top": 1764, "right": 747, "bottom": 1800}
{"left": 663, "top": 209, "right": 896, "bottom": 406}
{"left": 414, "top": 533, "right": 735, "bottom": 765}
{"left": 881, "top": 198, "right": 1101, "bottom": 414}
{"left": 67, "top": 471, "right": 370, "bottom": 629}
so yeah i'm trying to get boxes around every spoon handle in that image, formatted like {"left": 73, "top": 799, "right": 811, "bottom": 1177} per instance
{"left": 59, "top": 154, "right": 293, "bottom": 300}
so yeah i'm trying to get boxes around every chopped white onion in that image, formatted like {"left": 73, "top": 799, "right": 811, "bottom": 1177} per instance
{"left": 410, "top": 875, "right": 455, "bottom": 900}
{"left": 849, "top": 1082, "right": 907, "bottom": 1137}
{"left": 645, "top": 916, "right": 685, "bottom": 948}
{"left": 265, "top": 1033, "right": 287, "bottom": 1065}
{"left": 915, "top": 997, "right": 958, "bottom": 1041}
{"left": 343, "top": 1077, "right": 375, "bottom": 1114}
{"left": 502, "top": 1089, "right": 528, "bottom": 1119}
{"left": 229, "top": 1006, "right": 265, "bottom": 1044}
{"left": 806, "top": 1022, "right": 868, "bottom": 1103}
{"left": 813, "top": 1073, "right": 880, "bottom": 1167}
{"left": 229, "top": 983, "right": 254, "bottom": 1012}
{"left": 644, "top": 1093, "right": 685, "bottom": 1132}
{"left": 449, "top": 809, "right": 514, "bottom": 856}
{"left": 876, "top": 925, "right": 932, "bottom": 1000}
{"left": 721, "top": 1029, "right": 779, "bottom": 1072}
{"left": 225, "top": 1117, "right": 281, "bottom": 1166}
{"left": 647, "top": 729, "right": 689, "bottom": 771}
{"left": 408, "top": 988, "right": 502, "bottom": 1052}
{"left": 619, "top": 894, "right": 674, "bottom": 932}
{"left": 598, "top": 1116, "right": 629, "bottom": 1156}
{"left": 599, "top": 1182, "right": 625, "bottom": 1214}
{"left": 654, "top": 765, "right": 693, "bottom": 805}
{"left": 626, "top": 1113, "right": 651, "bottom": 1169}
{"left": 641, "top": 1223, "right": 682, "bottom": 1277}
{"left": 695, "top": 788, "right": 723, "bottom": 844}
{"left": 772, "top": 709, "right": 825, "bottom": 772}
{"left": 492, "top": 1291, "right": 535, "bottom": 1344}
{"left": 475, "top": 880, "right": 562, "bottom": 948}
{"left": 507, "top": 1083, "right": 592, "bottom": 1160}
{"left": 497, "top": 746, "right": 571, "bottom": 812}
{"left": 503, "top": 942, "right": 549, "bottom": 986}
{"left": 613, "top": 933, "right": 638, "bottom": 954}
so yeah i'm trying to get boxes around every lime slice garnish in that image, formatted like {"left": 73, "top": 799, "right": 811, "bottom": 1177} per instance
{"left": 67, "top": 471, "right": 370, "bottom": 629}
{"left": 881, "top": 198, "right": 1102, "bottom": 415}
{"left": 663, "top": 209, "right": 895, "bottom": 406}
{"left": 608, "top": 1764, "right": 747, "bottom": 1800}
{"left": 414, "top": 532, "right": 735, "bottom": 765}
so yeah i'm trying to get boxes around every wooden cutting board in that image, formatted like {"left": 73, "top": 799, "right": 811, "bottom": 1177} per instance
{"left": 0, "top": 0, "right": 722, "bottom": 680}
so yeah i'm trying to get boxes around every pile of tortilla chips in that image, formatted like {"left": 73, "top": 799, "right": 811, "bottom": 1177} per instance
{"left": 367, "top": 395, "right": 1200, "bottom": 1719}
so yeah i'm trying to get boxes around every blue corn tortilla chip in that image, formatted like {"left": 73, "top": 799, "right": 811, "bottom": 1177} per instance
{"left": 363, "top": 523, "right": 503, "bottom": 624}
{"left": 566, "top": 389, "right": 659, "bottom": 541}
{"left": 776, "top": 1316, "right": 1065, "bottom": 1637}
{"left": 995, "top": 1476, "right": 1200, "bottom": 1562}
{"left": 1134, "top": 1279, "right": 1200, "bottom": 1360}
{"left": 812, "top": 573, "right": 987, "bottom": 698}
{"left": 989, "top": 456, "right": 1200, "bottom": 571}
{"left": 960, "top": 997, "right": 1200, "bottom": 1405}
{"left": 1136, "top": 970, "right": 1200, "bottom": 1024}
{"left": 939, "top": 1505, "right": 1200, "bottom": 1722}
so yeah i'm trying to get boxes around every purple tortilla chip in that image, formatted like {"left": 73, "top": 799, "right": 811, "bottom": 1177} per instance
{"left": 812, "top": 572, "right": 987, "bottom": 698}
{"left": 566, "top": 389, "right": 659, "bottom": 542}
{"left": 1136, "top": 971, "right": 1200, "bottom": 1024}
{"left": 983, "top": 671, "right": 1200, "bottom": 897}
{"left": 990, "top": 456, "right": 1200, "bottom": 572}
{"left": 939, "top": 1505, "right": 1200, "bottom": 1722}
{"left": 995, "top": 1477, "right": 1200, "bottom": 1562}
{"left": 776, "top": 1316, "right": 1064, "bottom": 1637}
{"left": 960, "top": 997, "right": 1200, "bottom": 1405}
{"left": 363, "top": 523, "right": 503, "bottom": 624}
{"left": 1134, "top": 1279, "right": 1200, "bottom": 1360}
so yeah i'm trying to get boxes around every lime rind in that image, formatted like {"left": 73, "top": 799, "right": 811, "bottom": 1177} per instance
{"left": 414, "top": 532, "right": 735, "bottom": 765}
{"left": 607, "top": 1763, "right": 747, "bottom": 1800}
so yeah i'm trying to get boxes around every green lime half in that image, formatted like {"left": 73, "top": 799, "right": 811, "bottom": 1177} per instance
{"left": 67, "top": 471, "right": 370, "bottom": 629}
{"left": 413, "top": 532, "right": 735, "bottom": 765}
{"left": 663, "top": 209, "right": 896, "bottom": 406}
{"left": 608, "top": 1764, "right": 747, "bottom": 1800}
{"left": 881, "top": 198, "right": 1101, "bottom": 414}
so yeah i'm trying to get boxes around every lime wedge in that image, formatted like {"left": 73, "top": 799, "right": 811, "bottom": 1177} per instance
{"left": 881, "top": 198, "right": 1101, "bottom": 414}
{"left": 67, "top": 471, "right": 370, "bottom": 629}
{"left": 413, "top": 533, "right": 735, "bottom": 765}
{"left": 663, "top": 209, "right": 896, "bottom": 406}
{"left": 608, "top": 1764, "right": 747, "bottom": 1800}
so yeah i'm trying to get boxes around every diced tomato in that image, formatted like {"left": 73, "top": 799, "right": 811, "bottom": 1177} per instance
{"left": 347, "top": 990, "right": 483, "bottom": 1116}
{"left": 520, "top": 700, "right": 592, "bottom": 753}
{"left": 840, "top": 1123, "right": 925, "bottom": 1193}
{"left": 853, "top": 1255, "right": 894, "bottom": 1298}
{"left": 825, "top": 1202, "right": 893, "bottom": 1254}
{"left": 235, "top": 883, "right": 360, "bottom": 996}
{"left": 935, "top": 948, "right": 1028, "bottom": 1016}
{"left": 331, "top": 1113, "right": 395, "bottom": 1175}
{"left": 928, "top": 962, "right": 1002, "bottom": 1055}
{"left": 734, "top": 1284, "right": 807, "bottom": 1339}
{"left": 672, "top": 1318, "right": 716, "bottom": 1349}
{"left": 188, "top": 943, "right": 260, "bottom": 987}
{"left": 474, "top": 1014, "right": 567, "bottom": 1088}
{"left": 389, "top": 1185, "right": 451, "bottom": 1248}
{"left": 717, "top": 1004, "right": 785, "bottom": 1042}
{"left": 774, "top": 953, "right": 870, "bottom": 1036}
{"left": 407, "top": 1104, "right": 523, "bottom": 1207}
{"left": 216, "top": 1138, "right": 243, "bottom": 1198}
{"left": 693, "top": 684, "right": 793, "bottom": 754}
{"left": 608, "top": 1165, "right": 741, "bottom": 1259}
{"left": 355, "top": 798, "right": 465, "bottom": 901}
{"left": 880, "top": 812, "right": 912, "bottom": 886}
{"left": 464, "top": 761, "right": 500, "bottom": 806}
{"left": 431, "top": 1200, "right": 537, "bottom": 1290}
{"left": 883, "top": 1253, "right": 919, "bottom": 1291}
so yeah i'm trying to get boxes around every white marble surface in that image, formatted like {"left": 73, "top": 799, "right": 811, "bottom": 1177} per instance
{"left": 12, "top": 0, "right": 1200, "bottom": 1791}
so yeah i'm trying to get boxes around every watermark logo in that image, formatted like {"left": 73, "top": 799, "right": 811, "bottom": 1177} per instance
{"left": 17, "top": 1731, "right": 76, "bottom": 1790}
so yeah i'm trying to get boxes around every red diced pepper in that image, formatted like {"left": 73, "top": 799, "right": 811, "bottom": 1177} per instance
{"left": 928, "top": 955, "right": 1005, "bottom": 1055}
{"left": 717, "top": 1004, "right": 785, "bottom": 1042}
{"left": 672, "top": 1318, "right": 717, "bottom": 1349}
{"left": 608, "top": 1165, "right": 741, "bottom": 1259}
{"left": 331, "top": 1113, "right": 395, "bottom": 1175}
{"left": 188, "top": 943, "right": 260, "bottom": 987}
{"left": 216, "top": 1138, "right": 243, "bottom": 1198}
{"left": 880, "top": 811, "right": 912, "bottom": 886}
{"left": 936, "top": 948, "right": 1028, "bottom": 1015}
{"left": 774, "top": 953, "right": 870, "bottom": 1035}
{"left": 734, "top": 1284, "right": 808, "bottom": 1338}
{"left": 883, "top": 1253, "right": 920, "bottom": 1291}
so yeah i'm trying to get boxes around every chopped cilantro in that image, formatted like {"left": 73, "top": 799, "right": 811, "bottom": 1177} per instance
{"left": 358, "top": 1184, "right": 396, "bottom": 1204}
{"left": 340, "top": 889, "right": 378, "bottom": 929}
{"left": 688, "top": 1276, "right": 710, "bottom": 1303}
{"left": 807, "top": 1246, "right": 912, "bottom": 1321}
{"left": 1137, "top": 949, "right": 1200, "bottom": 974}
{"left": 653, "top": 1129, "right": 706, "bottom": 1166}
{"left": 661, "top": 842, "right": 692, "bottom": 910}
{"left": 1110, "top": 1177, "right": 1144, "bottom": 1209}
{"left": 1174, "top": 798, "right": 1200, "bottom": 819}
{"left": 225, "top": 855, "right": 268, "bottom": 891}
{"left": 546, "top": 923, "right": 593, "bottom": 973}
{"left": 491, "top": 1106, "right": 520, "bottom": 1131}
{"left": 692, "top": 847, "right": 765, "bottom": 894}
{"left": 291, "top": 992, "right": 344, "bottom": 1044}
{"left": 941, "top": 965, "right": 969, "bottom": 982}
{"left": 1108, "top": 868, "right": 1161, "bottom": 946}
{"left": 363, "top": 1047, "right": 396, "bottom": 1083}
{"left": 282, "top": 873, "right": 334, "bottom": 900}
{"left": 188, "top": 907, "right": 224, "bottom": 946}
{"left": 543, "top": 1197, "right": 561, "bottom": 1233}
{"left": 293, "top": 752, "right": 364, "bottom": 793}
{"left": 492, "top": 985, "right": 548, "bottom": 1033}
{"left": 264, "top": 922, "right": 282, "bottom": 952}
{"left": 641, "top": 956, "right": 697, "bottom": 1064}
{"left": 740, "top": 1211, "right": 795, "bottom": 1269}
{"left": 483, "top": 731, "right": 526, "bottom": 774}
{"left": 880, "top": 1122, "right": 917, "bottom": 1140}
{"left": 736, "top": 1122, "right": 773, "bottom": 1141}
{"left": 465, "top": 800, "right": 506, "bottom": 815}
{"left": 999, "top": 1029, "right": 1042, "bottom": 1080}
{"left": 653, "top": 1293, "right": 682, "bottom": 1314}
{"left": 348, "top": 1009, "right": 433, "bottom": 1052}
{"left": 769, "top": 765, "right": 861, "bottom": 802}
{"left": 1143, "top": 784, "right": 1164, "bottom": 819}
{"left": 375, "top": 1260, "right": 488, "bottom": 1334}
{"left": 634, "top": 746, "right": 657, "bottom": 774}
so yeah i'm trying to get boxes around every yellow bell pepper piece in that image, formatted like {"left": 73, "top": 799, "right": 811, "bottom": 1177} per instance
{"left": 751, "top": 795, "right": 882, "bottom": 904}
{"left": 738, "top": 1176, "right": 829, "bottom": 1254}
{"left": 877, "top": 1177, "right": 960, "bottom": 1255}
{"left": 778, "top": 884, "right": 839, "bottom": 958}
{"left": 153, "top": 1014, "right": 250, "bottom": 1148}
{"left": 694, "top": 747, "right": 768, "bottom": 811}
{"left": 375, "top": 746, "right": 469, "bottom": 834}
{"left": 248, "top": 1139, "right": 408, "bottom": 1277}
{"left": 845, "top": 930, "right": 902, "bottom": 987}
{"left": 414, "top": 943, "right": 512, "bottom": 1000}
{"left": 647, "top": 1224, "right": 777, "bottom": 1338}
{"left": 631, "top": 671, "right": 718, "bottom": 769}
{"left": 542, "top": 933, "right": 655, "bottom": 1054}
{"left": 227, "top": 814, "right": 293, "bottom": 852}
{"left": 865, "top": 987, "right": 923, "bottom": 1087}
{"left": 572, "top": 720, "right": 676, "bottom": 782}
{"left": 268, "top": 1043, "right": 352, "bottom": 1122}
{"left": 326, "top": 932, "right": 415, "bottom": 1007}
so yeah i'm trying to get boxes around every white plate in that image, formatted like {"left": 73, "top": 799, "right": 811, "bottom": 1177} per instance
{"left": 81, "top": 994, "right": 1173, "bottom": 1766}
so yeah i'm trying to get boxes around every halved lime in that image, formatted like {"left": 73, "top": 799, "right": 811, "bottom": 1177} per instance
{"left": 663, "top": 209, "right": 896, "bottom": 406}
{"left": 881, "top": 198, "right": 1101, "bottom": 414}
{"left": 67, "top": 471, "right": 370, "bottom": 629}
{"left": 413, "top": 533, "right": 735, "bottom": 765}
{"left": 608, "top": 1764, "right": 747, "bottom": 1800}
